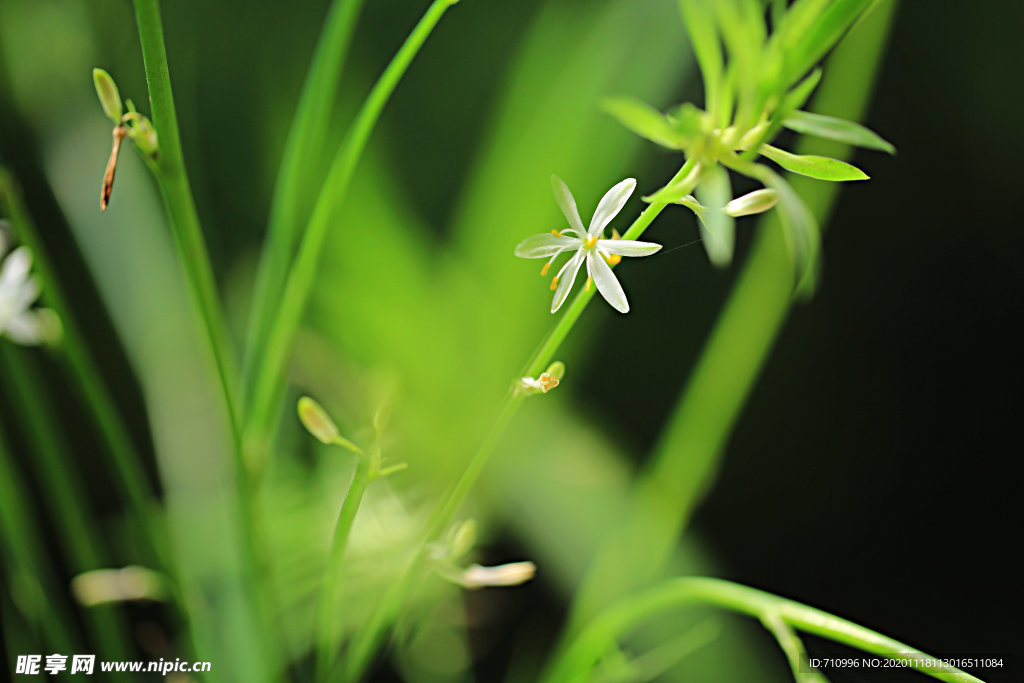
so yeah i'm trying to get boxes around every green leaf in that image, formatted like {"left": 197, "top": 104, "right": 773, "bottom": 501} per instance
{"left": 678, "top": 0, "right": 722, "bottom": 119}
{"left": 604, "top": 97, "right": 685, "bottom": 149}
{"left": 768, "top": 0, "right": 874, "bottom": 88}
{"left": 694, "top": 164, "right": 735, "bottom": 268}
{"left": 784, "top": 110, "right": 895, "bottom": 154}
{"left": 759, "top": 144, "right": 869, "bottom": 181}
{"left": 667, "top": 102, "right": 705, "bottom": 137}
{"left": 713, "top": 0, "right": 768, "bottom": 128}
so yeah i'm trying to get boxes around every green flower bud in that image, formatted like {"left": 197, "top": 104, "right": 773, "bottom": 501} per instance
{"left": 544, "top": 361, "right": 566, "bottom": 381}
{"left": 297, "top": 396, "right": 340, "bottom": 445}
{"left": 93, "top": 68, "right": 123, "bottom": 123}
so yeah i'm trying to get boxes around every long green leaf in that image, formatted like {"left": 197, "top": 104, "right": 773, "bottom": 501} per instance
{"left": 760, "top": 143, "right": 869, "bottom": 181}
{"left": 604, "top": 96, "right": 685, "bottom": 148}
{"left": 243, "top": 0, "right": 367, "bottom": 396}
{"left": 785, "top": 109, "right": 896, "bottom": 153}
{"left": 769, "top": 0, "right": 874, "bottom": 88}
{"left": 678, "top": 0, "right": 723, "bottom": 123}
{"left": 244, "top": 0, "right": 460, "bottom": 448}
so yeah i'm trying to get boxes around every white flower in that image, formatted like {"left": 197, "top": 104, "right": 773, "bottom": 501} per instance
{"left": 0, "top": 246, "right": 60, "bottom": 345}
{"left": 515, "top": 176, "right": 661, "bottom": 313}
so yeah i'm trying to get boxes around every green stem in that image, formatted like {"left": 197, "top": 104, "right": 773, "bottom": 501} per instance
{"left": 315, "top": 455, "right": 372, "bottom": 681}
{"left": 131, "top": 0, "right": 239, "bottom": 438}
{"left": 243, "top": 0, "right": 367, "bottom": 394}
{"left": 545, "top": 577, "right": 984, "bottom": 683}
{"left": 243, "top": 0, "right": 460, "bottom": 455}
{"left": 130, "top": 3, "right": 284, "bottom": 677}
{"left": 0, "top": 419, "right": 80, "bottom": 655}
{"left": 0, "top": 170, "right": 169, "bottom": 569}
{"left": 342, "top": 161, "right": 701, "bottom": 679}
{"left": 0, "top": 344, "right": 133, "bottom": 659}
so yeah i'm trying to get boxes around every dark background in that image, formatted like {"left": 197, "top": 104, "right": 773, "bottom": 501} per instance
{"left": 1, "top": 0, "right": 1020, "bottom": 680}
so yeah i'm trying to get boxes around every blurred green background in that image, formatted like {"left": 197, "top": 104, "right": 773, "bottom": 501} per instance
{"left": 0, "top": 0, "right": 1020, "bottom": 681}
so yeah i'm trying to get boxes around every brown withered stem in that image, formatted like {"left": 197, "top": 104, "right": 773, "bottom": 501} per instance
{"left": 100, "top": 125, "right": 127, "bottom": 211}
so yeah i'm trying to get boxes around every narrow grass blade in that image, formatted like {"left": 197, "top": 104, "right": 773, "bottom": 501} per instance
{"left": 243, "top": 0, "right": 367, "bottom": 396}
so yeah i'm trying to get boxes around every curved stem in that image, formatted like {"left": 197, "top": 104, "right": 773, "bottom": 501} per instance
{"left": 315, "top": 455, "right": 372, "bottom": 681}
{"left": 545, "top": 577, "right": 984, "bottom": 683}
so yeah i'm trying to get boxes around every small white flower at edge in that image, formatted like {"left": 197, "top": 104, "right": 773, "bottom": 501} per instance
{"left": 0, "top": 246, "right": 61, "bottom": 346}
{"left": 514, "top": 175, "right": 661, "bottom": 314}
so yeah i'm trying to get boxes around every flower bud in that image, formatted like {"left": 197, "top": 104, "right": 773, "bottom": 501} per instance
{"left": 544, "top": 361, "right": 566, "bottom": 381}
{"left": 71, "top": 566, "right": 166, "bottom": 607}
{"left": 724, "top": 188, "right": 778, "bottom": 217}
{"left": 93, "top": 68, "right": 123, "bottom": 123}
{"left": 449, "top": 519, "right": 477, "bottom": 560}
{"left": 459, "top": 561, "right": 536, "bottom": 589}
{"left": 297, "top": 396, "right": 340, "bottom": 444}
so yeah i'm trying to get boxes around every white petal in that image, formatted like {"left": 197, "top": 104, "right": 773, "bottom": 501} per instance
{"left": 0, "top": 246, "right": 32, "bottom": 294}
{"left": 3, "top": 309, "right": 59, "bottom": 346}
{"left": 588, "top": 251, "right": 629, "bottom": 313}
{"left": 598, "top": 239, "right": 661, "bottom": 257}
{"left": 588, "top": 178, "right": 636, "bottom": 238}
{"left": 550, "top": 249, "right": 586, "bottom": 313}
{"left": 11, "top": 275, "right": 41, "bottom": 312}
{"left": 514, "top": 233, "right": 581, "bottom": 258}
{"left": 550, "top": 175, "right": 586, "bottom": 234}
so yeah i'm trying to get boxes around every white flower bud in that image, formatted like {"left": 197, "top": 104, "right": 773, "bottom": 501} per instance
{"left": 724, "top": 189, "right": 778, "bottom": 217}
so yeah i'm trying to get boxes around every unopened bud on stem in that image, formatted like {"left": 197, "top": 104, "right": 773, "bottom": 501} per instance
{"left": 724, "top": 188, "right": 778, "bottom": 217}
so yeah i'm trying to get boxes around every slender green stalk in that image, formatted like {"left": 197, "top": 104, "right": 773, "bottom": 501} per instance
{"left": 315, "top": 456, "right": 371, "bottom": 681}
{"left": 0, "top": 170, "right": 168, "bottom": 568}
{"left": 0, "top": 344, "right": 133, "bottom": 659}
{"left": 545, "top": 577, "right": 984, "bottom": 683}
{"left": 0, "top": 419, "right": 79, "bottom": 655}
{"left": 131, "top": 0, "right": 239, "bottom": 437}
{"left": 130, "top": 3, "right": 283, "bottom": 676}
{"left": 342, "top": 162, "right": 701, "bottom": 679}
{"left": 243, "top": 0, "right": 367, "bottom": 393}
{"left": 243, "top": 0, "right": 460, "bottom": 453}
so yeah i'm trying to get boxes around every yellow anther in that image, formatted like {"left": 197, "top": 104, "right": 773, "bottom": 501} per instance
{"left": 538, "top": 373, "right": 559, "bottom": 393}
{"left": 606, "top": 253, "right": 622, "bottom": 266}
{"left": 585, "top": 236, "right": 598, "bottom": 248}
{"left": 585, "top": 276, "right": 593, "bottom": 291}
{"left": 540, "top": 262, "right": 550, "bottom": 276}
{"left": 550, "top": 276, "right": 559, "bottom": 291}
{"left": 551, "top": 229, "right": 562, "bottom": 236}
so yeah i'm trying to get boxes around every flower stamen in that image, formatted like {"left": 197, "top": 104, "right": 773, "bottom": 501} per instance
{"left": 540, "top": 262, "right": 551, "bottom": 276}
{"left": 550, "top": 275, "right": 559, "bottom": 291}
{"left": 585, "top": 276, "right": 593, "bottom": 291}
